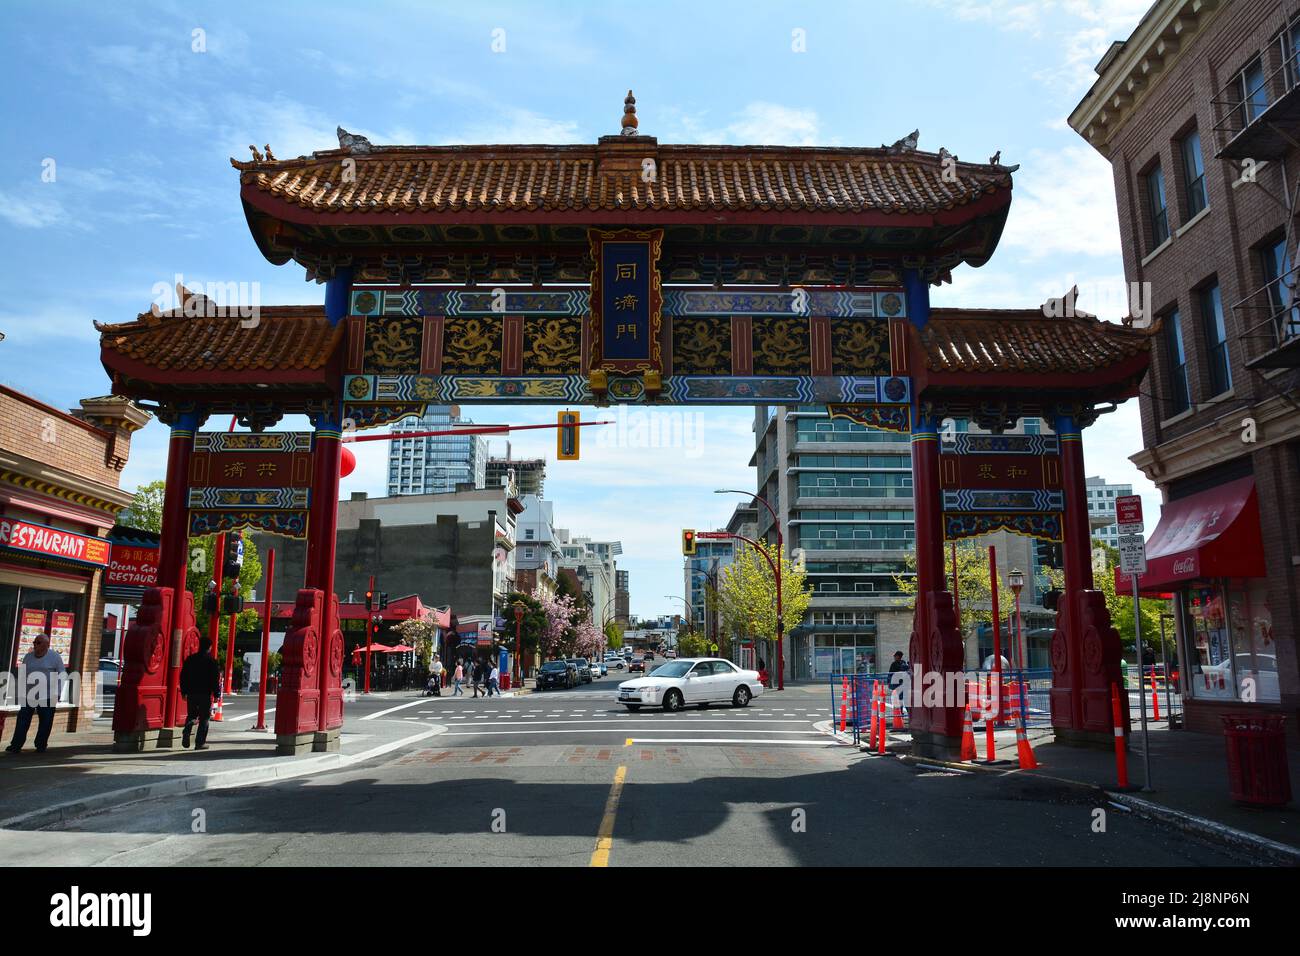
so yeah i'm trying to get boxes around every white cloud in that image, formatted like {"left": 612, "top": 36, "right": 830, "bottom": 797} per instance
{"left": 663, "top": 101, "right": 826, "bottom": 147}
{"left": 0, "top": 190, "right": 71, "bottom": 229}
{"left": 999, "top": 145, "right": 1121, "bottom": 261}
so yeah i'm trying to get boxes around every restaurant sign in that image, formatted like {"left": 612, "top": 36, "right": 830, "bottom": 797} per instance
{"left": 0, "top": 518, "right": 111, "bottom": 567}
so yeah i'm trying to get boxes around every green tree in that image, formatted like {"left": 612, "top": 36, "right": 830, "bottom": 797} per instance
{"left": 121, "top": 480, "right": 166, "bottom": 533}
{"left": 603, "top": 619, "right": 624, "bottom": 650}
{"left": 503, "top": 590, "right": 546, "bottom": 657}
{"left": 715, "top": 540, "right": 812, "bottom": 666}
{"left": 677, "top": 631, "right": 715, "bottom": 658}
{"left": 893, "top": 541, "right": 999, "bottom": 638}
{"left": 1043, "top": 542, "right": 1169, "bottom": 660}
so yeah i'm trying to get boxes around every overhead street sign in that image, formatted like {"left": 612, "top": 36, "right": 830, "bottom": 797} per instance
{"left": 1118, "top": 533, "right": 1147, "bottom": 575}
{"left": 1115, "top": 495, "right": 1144, "bottom": 535}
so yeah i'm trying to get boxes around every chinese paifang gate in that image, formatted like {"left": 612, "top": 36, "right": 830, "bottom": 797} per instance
{"left": 97, "top": 94, "right": 1155, "bottom": 758}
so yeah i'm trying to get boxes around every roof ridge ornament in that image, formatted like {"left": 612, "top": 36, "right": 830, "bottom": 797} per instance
{"left": 621, "top": 90, "right": 639, "bottom": 136}
{"left": 884, "top": 129, "right": 919, "bottom": 153}
{"left": 337, "top": 126, "right": 374, "bottom": 154}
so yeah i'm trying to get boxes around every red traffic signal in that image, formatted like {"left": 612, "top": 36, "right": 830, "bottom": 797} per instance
{"left": 365, "top": 590, "right": 374, "bottom": 610}
{"left": 682, "top": 529, "right": 697, "bottom": 556}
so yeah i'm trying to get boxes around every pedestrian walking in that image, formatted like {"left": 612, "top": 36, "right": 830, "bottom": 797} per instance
{"left": 488, "top": 663, "right": 500, "bottom": 696}
{"left": 452, "top": 661, "right": 464, "bottom": 696}
{"left": 5, "top": 633, "right": 65, "bottom": 754}
{"left": 756, "top": 657, "right": 769, "bottom": 689}
{"left": 471, "top": 659, "right": 484, "bottom": 698}
{"left": 180, "top": 638, "right": 221, "bottom": 750}
{"left": 428, "top": 654, "right": 444, "bottom": 697}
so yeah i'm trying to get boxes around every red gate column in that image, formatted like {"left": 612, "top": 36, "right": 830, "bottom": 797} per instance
{"left": 307, "top": 410, "right": 344, "bottom": 752}
{"left": 114, "top": 410, "right": 203, "bottom": 751}
{"left": 908, "top": 410, "right": 964, "bottom": 757}
{"left": 1051, "top": 412, "right": 1127, "bottom": 746}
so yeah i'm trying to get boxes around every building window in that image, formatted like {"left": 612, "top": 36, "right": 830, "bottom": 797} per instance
{"left": 1261, "top": 238, "right": 1300, "bottom": 340}
{"left": 1199, "top": 284, "right": 1232, "bottom": 396}
{"left": 1238, "top": 57, "right": 1269, "bottom": 125}
{"left": 1145, "top": 165, "right": 1169, "bottom": 247}
{"left": 1180, "top": 129, "right": 1207, "bottom": 218}
{"left": 1165, "top": 308, "right": 1191, "bottom": 415}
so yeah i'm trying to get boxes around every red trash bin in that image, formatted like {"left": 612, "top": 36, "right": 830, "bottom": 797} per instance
{"left": 1221, "top": 714, "right": 1291, "bottom": 807}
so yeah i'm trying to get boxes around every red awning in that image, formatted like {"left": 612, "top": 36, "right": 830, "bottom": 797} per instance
{"left": 1117, "top": 476, "right": 1265, "bottom": 592}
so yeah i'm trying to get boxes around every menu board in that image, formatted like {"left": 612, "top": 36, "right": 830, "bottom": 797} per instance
{"left": 16, "top": 609, "right": 48, "bottom": 662}
{"left": 49, "top": 611, "right": 75, "bottom": 661}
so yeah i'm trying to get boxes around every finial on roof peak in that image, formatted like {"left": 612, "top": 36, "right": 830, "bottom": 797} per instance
{"left": 621, "top": 90, "right": 639, "bottom": 136}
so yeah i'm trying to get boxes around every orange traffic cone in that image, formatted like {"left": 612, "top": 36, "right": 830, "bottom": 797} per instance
{"left": 1015, "top": 723, "right": 1038, "bottom": 769}
{"left": 868, "top": 681, "right": 880, "bottom": 749}
{"left": 960, "top": 704, "right": 976, "bottom": 762}
{"left": 211, "top": 695, "right": 223, "bottom": 722}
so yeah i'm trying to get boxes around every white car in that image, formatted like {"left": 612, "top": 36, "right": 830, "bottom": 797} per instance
{"left": 605, "top": 656, "right": 625, "bottom": 670}
{"left": 616, "top": 657, "right": 763, "bottom": 712}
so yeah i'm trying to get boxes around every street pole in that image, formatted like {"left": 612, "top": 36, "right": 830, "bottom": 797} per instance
{"left": 951, "top": 541, "right": 961, "bottom": 638}
{"left": 988, "top": 545, "right": 1002, "bottom": 722}
{"left": 208, "top": 531, "right": 226, "bottom": 659}
{"left": 1159, "top": 612, "right": 1174, "bottom": 726}
{"left": 1014, "top": 588, "right": 1023, "bottom": 672}
{"left": 255, "top": 548, "right": 274, "bottom": 731}
{"left": 223, "top": 583, "right": 238, "bottom": 695}
{"left": 514, "top": 603, "right": 524, "bottom": 690}
{"left": 364, "top": 573, "right": 375, "bottom": 695}
{"left": 1133, "top": 574, "right": 1152, "bottom": 790}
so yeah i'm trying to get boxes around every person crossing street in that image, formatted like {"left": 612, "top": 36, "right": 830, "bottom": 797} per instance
{"left": 180, "top": 638, "right": 221, "bottom": 750}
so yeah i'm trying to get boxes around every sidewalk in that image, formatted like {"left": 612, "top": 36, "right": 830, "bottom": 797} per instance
{"left": 884, "top": 719, "right": 1300, "bottom": 861}
{"left": 0, "top": 715, "right": 442, "bottom": 831}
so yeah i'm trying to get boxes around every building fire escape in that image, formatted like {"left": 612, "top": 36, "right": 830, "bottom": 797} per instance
{"left": 1213, "top": 8, "right": 1300, "bottom": 403}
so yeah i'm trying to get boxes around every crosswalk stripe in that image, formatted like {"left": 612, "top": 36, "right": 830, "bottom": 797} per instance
{"left": 443, "top": 728, "right": 828, "bottom": 737}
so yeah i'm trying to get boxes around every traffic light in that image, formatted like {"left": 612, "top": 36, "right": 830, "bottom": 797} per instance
{"left": 557, "top": 410, "right": 580, "bottom": 460}
{"left": 221, "top": 593, "right": 244, "bottom": 615}
{"left": 365, "top": 589, "right": 374, "bottom": 611}
{"left": 223, "top": 534, "right": 244, "bottom": 579}
{"left": 203, "top": 591, "right": 219, "bottom": 614}
{"left": 379, "top": 592, "right": 389, "bottom": 610}
{"left": 1042, "top": 589, "right": 1062, "bottom": 611}
{"left": 370, "top": 615, "right": 381, "bottom": 640}
{"left": 682, "top": 529, "right": 696, "bottom": 556}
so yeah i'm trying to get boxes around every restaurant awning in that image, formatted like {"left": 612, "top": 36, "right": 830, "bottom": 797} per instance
{"left": 1117, "top": 476, "right": 1265, "bottom": 592}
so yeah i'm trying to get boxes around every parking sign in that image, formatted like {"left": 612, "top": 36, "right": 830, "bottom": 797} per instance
{"left": 1115, "top": 495, "right": 1143, "bottom": 534}
{"left": 1118, "top": 534, "right": 1147, "bottom": 575}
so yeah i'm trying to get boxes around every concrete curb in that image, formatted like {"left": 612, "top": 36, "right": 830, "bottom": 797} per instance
{"left": 0, "top": 723, "right": 445, "bottom": 832}
{"left": 896, "top": 754, "right": 1300, "bottom": 865}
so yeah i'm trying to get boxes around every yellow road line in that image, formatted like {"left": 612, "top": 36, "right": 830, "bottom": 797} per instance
{"left": 590, "top": 765, "right": 628, "bottom": 867}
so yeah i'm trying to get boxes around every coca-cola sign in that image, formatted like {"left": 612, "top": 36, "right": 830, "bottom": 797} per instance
{"left": 1171, "top": 557, "right": 1197, "bottom": 577}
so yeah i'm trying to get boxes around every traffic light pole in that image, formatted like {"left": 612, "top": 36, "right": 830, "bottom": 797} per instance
{"left": 697, "top": 529, "right": 783, "bottom": 691}
{"left": 207, "top": 532, "right": 226, "bottom": 659}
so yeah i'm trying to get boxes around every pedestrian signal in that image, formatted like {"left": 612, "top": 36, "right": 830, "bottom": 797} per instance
{"left": 682, "top": 529, "right": 696, "bottom": 556}
{"left": 379, "top": 592, "right": 389, "bottom": 610}
{"left": 223, "top": 534, "right": 244, "bottom": 579}
{"left": 557, "top": 410, "right": 580, "bottom": 460}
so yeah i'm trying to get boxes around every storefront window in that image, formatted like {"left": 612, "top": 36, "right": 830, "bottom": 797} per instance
{"left": 1, "top": 583, "right": 86, "bottom": 686}
{"left": 1186, "top": 585, "right": 1234, "bottom": 700}
{"left": 1234, "top": 582, "right": 1280, "bottom": 703}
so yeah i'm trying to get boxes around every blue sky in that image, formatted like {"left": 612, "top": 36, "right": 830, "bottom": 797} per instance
{"left": 0, "top": 0, "right": 1157, "bottom": 617}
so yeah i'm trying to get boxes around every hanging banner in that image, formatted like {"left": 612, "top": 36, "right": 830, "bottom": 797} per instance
{"left": 188, "top": 431, "right": 314, "bottom": 538}
{"left": 588, "top": 228, "right": 663, "bottom": 374}
{"left": 49, "top": 611, "right": 75, "bottom": 660}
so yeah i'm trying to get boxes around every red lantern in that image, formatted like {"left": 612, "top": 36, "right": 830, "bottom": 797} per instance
{"left": 340, "top": 445, "right": 356, "bottom": 478}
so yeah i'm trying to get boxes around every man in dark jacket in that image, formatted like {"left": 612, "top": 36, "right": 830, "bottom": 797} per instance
{"left": 180, "top": 638, "right": 221, "bottom": 750}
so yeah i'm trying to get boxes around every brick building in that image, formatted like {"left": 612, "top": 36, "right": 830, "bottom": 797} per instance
{"left": 0, "top": 388, "right": 148, "bottom": 736}
{"left": 1071, "top": 0, "right": 1300, "bottom": 739}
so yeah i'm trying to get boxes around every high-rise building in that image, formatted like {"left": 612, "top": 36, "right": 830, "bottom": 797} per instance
{"left": 556, "top": 531, "right": 622, "bottom": 628}
{"left": 615, "top": 569, "right": 630, "bottom": 626}
{"left": 1085, "top": 476, "right": 1133, "bottom": 550}
{"left": 386, "top": 405, "right": 487, "bottom": 496}
{"left": 684, "top": 537, "right": 734, "bottom": 641}
{"left": 753, "top": 404, "right": 916, "bottom": 679}
{"left": 486, "top": 457, "right": 546, "bottom": 497}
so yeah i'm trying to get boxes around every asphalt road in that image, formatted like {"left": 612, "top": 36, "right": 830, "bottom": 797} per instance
{"left": 7, "top": 668, "right": 1247, "bottom": 867}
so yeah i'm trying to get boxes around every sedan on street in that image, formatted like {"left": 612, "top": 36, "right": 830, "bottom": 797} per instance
{"left": 567, "top": 658, "right": 593, "bottom": 683}
{"left": 535, "top": 660, "right": 577, "bottom": 690}
{"left": 616, "top": 657, "right": 763, "bottom": 712}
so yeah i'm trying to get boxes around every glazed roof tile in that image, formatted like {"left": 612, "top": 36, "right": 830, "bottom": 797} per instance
{"left": 231, "top": 143, "right": 1014, "bottom": 217}
{"left": 923, "top": 309, "right": 1153, "bottom": 375}
{"left": 96, "top": 306, "right": 340, "bottom": 372}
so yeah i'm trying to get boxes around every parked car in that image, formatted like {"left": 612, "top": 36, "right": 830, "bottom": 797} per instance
{"left": 98, "top": 658, "right": 121, "bottom": 698}
{"left": 536, "top": 660, "right": 576, "bottom": 690}
{"left": 567, "top": 658, "right": 593, "bottom": 683}
{"left": 617, "top": 658, "right": 763, "bottom": 712}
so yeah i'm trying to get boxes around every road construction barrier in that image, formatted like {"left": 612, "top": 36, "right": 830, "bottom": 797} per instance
{"left": 1015, "top": 722, "right": 1038, "bottom": 769}
{"left": 960, "top": 704, "right": 976, "bottom": 762}
{"left": 1111, "top": 682, "right": 1129, "bottom": 789}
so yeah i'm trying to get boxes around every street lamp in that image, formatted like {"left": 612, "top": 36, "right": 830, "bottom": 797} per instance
{"left": 1008, "top": 568, "right": 1025, "bottom": 672}
{"left": 716, "top": 489, "right": 785, "bottom": 690}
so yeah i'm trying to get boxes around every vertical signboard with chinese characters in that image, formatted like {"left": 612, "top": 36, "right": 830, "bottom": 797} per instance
{"left": 15, "top": 609, "right": 47, "bottom": 664}
{"left": 188, "top": 432, "right": 314, "bottom": 538}
{"left": 939, "top": 433, "right": 1065, "bottom": 541}
{"left": 588, "top": 228, "right": 663, "bottom": 374}
{"left": 48, "top": 611, "right": 75, "bottom": 661}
